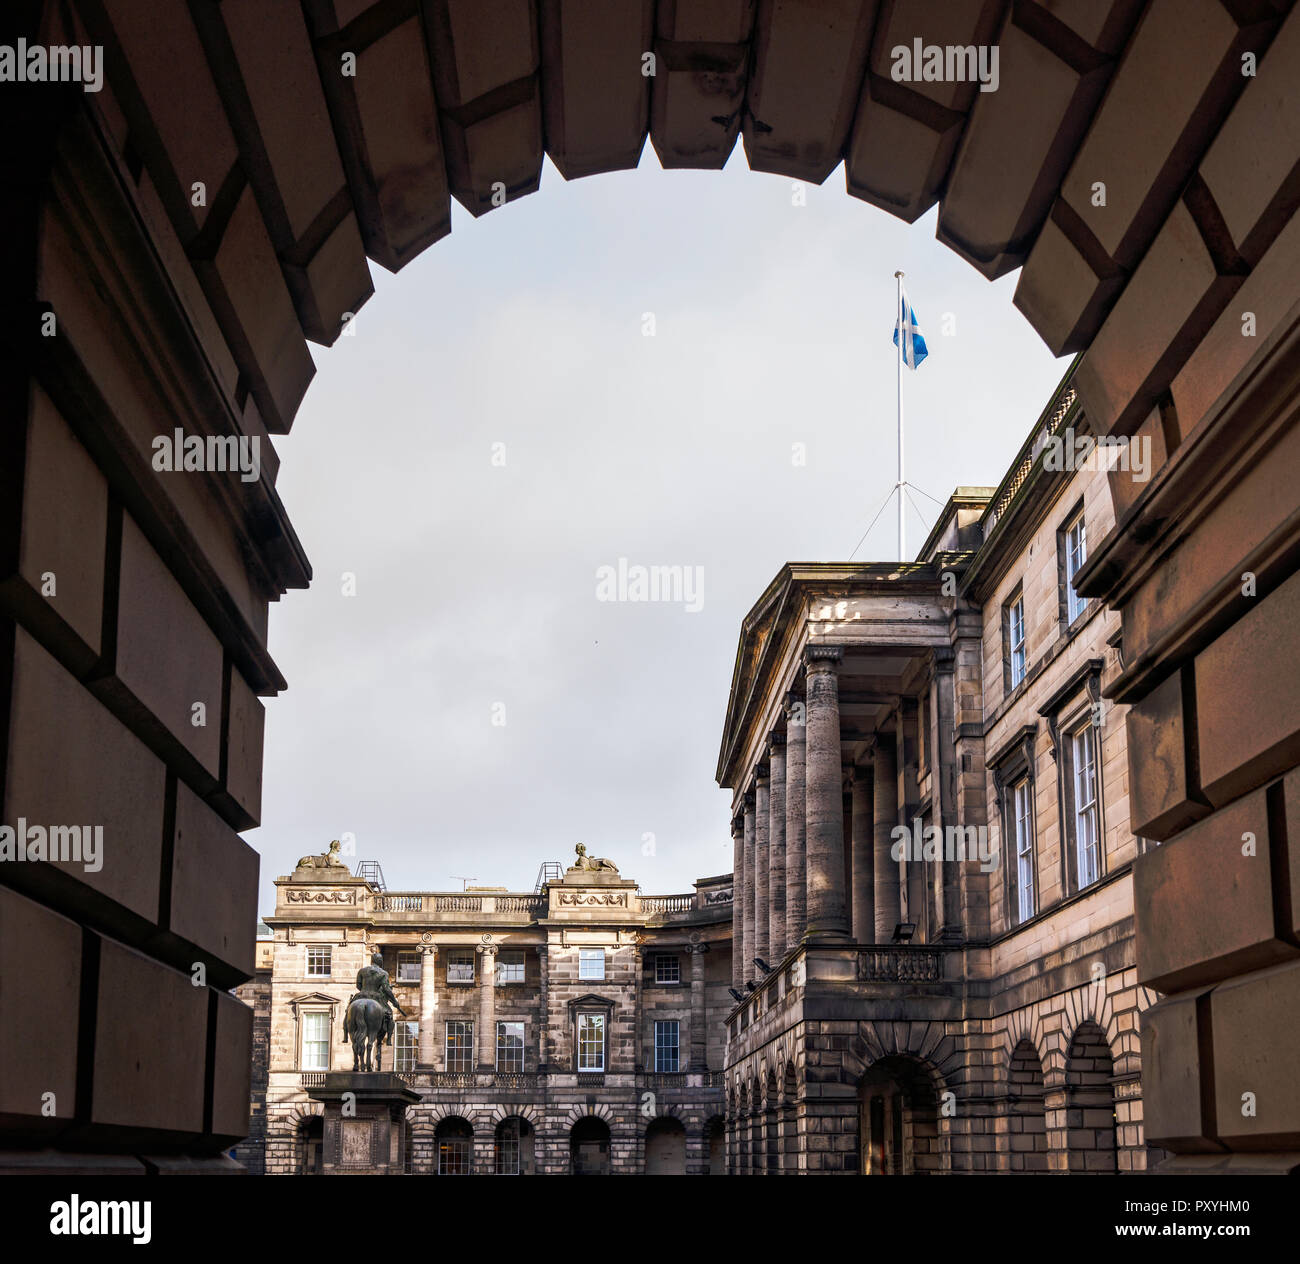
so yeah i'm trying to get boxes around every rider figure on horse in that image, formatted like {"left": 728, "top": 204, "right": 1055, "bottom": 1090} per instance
{"left": 342, "top": 951, "right": 406, "bottom": 1069}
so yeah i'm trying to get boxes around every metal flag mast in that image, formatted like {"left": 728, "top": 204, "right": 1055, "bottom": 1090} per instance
{"left": 895, "top": 269, "right": 906, "bottom": 562}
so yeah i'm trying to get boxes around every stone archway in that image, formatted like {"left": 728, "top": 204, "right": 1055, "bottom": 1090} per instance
{"left": 299, "top": 1115, "right": 324, "bottom": 1176}
{"left": 1065, "top": 1021, "right": 1118, "bottom": 1174}
{"left": 570, "top": 1116, "right": 611, "bottom": 1176}
{"left": 4, "top": 0, "right": 1300, "bottom": 1172}
{"left": 434, "top": 1115, "right": 474, "bottom": 1175}
{"left": 494, "top": 1115, "right": 536, "bottom": 1176}
{"left": 1006, "top": 1038, "right": 1049, "bottom": 1173}
{"left": 644, "top": 1116, "right": 687, "bottom": 1175}
{"left": 858, "top": 1054, "right": 945, "bottom": 1176}
{"left": 705, "top": 1115, "right": 727, "bottom": 1176}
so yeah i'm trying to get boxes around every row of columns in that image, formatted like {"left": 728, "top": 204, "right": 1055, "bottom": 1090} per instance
{"left": 413, "top": 940, "right": 710, "bottom": 1073}
{"left": 413, "top": 942, "right": 501, "bottom": 1071}
{"left": 732, "top": 647, "right": 843, "bottom": 988}
{"left": 731, "top": 644, "right": 969, "bottom": 992}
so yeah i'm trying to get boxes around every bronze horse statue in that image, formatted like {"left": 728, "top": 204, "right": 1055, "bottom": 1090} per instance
{"left": 342, "top": 995, "right": 389, "bottom": 1072}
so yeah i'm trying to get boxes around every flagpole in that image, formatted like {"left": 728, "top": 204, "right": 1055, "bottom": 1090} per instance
{"left": 895, "top": 270, "right": 905, "bottom": 562}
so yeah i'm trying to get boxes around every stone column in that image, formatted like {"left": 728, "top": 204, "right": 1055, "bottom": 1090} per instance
{"left": 537, "top": 944, "right": 550, "bottom": 1070}
{"left": 768, "top": 733, "right": 787, "bottom": 959}
{"left": 742, "top": 791, "right": 756, "bottom": 985}
{"left": 689, "top": 943, "right": 708, "bottom": 1071}
{"left": 850, "top": 763, "right": 875, "bottom": 943}
{"left": 754, "top": 766, "right": 771, "bottom": 965}
{"left": 731, "top": 816, "right": 745, "bottom": 991}
{"left": 804, "top": 646, "right": 849, "bottom": 939}
{"left": 417, "top": 944, "right": 437, "bottom": 1068}
{"left": 632, "top": 943, "right": 644, "bottom": 1070}
{"left": 897, "top": 700, "right": 920, "bottom": 927}
{"left": 476, "top": 943, "right": 497, "bottom": 1072}
{"left": 783, "top": 691, "right": 807, "bottom": 952}
{"left": 934, "top": 649, "right": 963, "bottom": 941}
{"left": 873, "top": 728, "right": 902, "bottom": 942}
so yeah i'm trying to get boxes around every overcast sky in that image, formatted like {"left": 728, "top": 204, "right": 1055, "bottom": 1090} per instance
{"left": 253, "top": 149, "right": 1067, "bottom": 913}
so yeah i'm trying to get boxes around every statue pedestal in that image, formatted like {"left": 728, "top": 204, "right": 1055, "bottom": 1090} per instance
{"left": 306, "top": 1073, "right": 420, "bottom": 1175}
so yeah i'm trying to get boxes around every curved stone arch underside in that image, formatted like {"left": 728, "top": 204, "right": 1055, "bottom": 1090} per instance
{"left": 845, "top": 1020, "right": 961, "bottom": 1099}
{"left": 561, "top": 1101, "right": 616, "bottom": 1129}
{"left": 283, "top": 1102, "right": 324, "bottom": 1129}
{"left": 1059, "top": 979, "right": 1138, "bottom": 1083}
{"left": 487, "top": 1102, "right": 543, "bottom": 1129}
{"left": 48, "top": 0, "right": 1297, "bottom": 448}
{"left": 1002, "top": 1012, "right": 1052, "bottom": 1086}
{"left": 419, "top": 1104, "right": 481, "bottom": 1131}
{"left": 645, "top": 1100, "right": 687, "bottom": 1124}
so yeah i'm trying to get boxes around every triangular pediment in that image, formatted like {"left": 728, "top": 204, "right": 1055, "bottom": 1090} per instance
{"left": 565, "top": 992, "right": 615, "bottom": 1011}
{"left": 289, "top": 991, "right": 341, "bottom": 1008}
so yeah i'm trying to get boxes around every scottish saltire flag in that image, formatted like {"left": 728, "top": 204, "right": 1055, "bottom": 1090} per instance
{"left": 893, "top": 284, "right": 929, "bottom": 369}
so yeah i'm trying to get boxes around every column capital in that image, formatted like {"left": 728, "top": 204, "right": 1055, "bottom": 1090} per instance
{"left": 476, "top": 942, "right": 498, "bottom": 958}
{"left": 934, "top": 645, "right": 956, "bottom": 671}
{"left": 743, "top": 789, "right": 756, "bottom": 810}
{"left": 783, "top": 690, "right": 806, "bottom": 727}
{"left": 420, "top": 944, "right": 437, "bottom": 957}
{"left": 768, "top": 731, "right": 786, "bottom": 755}
{"left": 731, "top": 815, "right": 745, "bottom": 837}
{"left": 804, "top": 644, "right": 843, "bottom": 672}
{"left": 848, "top": 762, "right": 871, "bottom": 786}
{"left": 754, "top": 762, "right": 770, "bottom": 784}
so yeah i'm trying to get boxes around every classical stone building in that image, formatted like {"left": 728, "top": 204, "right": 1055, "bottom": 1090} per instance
{"left": 720, "top": 370, "right": 1162, "bottom": 1173}
{"left": 249, "top": 848, "right": 731, "bottom": 1175}
{"left": 5, "top": 0, "right": 1300, "bottom": 1173}
{"left": 232, "top": 926, "right": 274, "bottom": 1175}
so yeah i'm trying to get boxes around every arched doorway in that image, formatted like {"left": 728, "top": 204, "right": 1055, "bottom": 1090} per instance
{"left": 495, "top": 1116, "right": 535, "bottom": 1175}
{"left": 1066, "top": 1022, "right": 1118, "bottom": 1173}
{"left": 570, "top": 1117, "right": 611, "bottom": 1176}
{"left": 858, "top": 1056, "right": 943, "bottom": 1176}
{"left": 781, "top": 1062, "right": 799, "bottom": 1172}
{"left": 739, "top": 1085, "right": 752, "bottom": 1175}
{"left": 1007, "top": 1039, "right": 1048, "bottom": 1172}
{"left": 705, "top": 1117, "right": 726, "bottom": 1175}
{"left": 299, "top": 1116, "right": 323, "bottom": 1175}
{"left": 764, "top": 1071, "right": 779, "bottom": 1173}
{"left": 435, "top": 1117, "right": 474, "bottom": 1175}
{"left": 644, "top": 1117, "right": 687, "bottom": 1175}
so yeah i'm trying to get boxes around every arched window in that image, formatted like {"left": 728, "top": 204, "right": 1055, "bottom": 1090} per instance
{"left": 495, "top": 1116, "right": 535, "bottom": 1174}
{"left": 435, "top": 1116, "right": 473, "bottom": 1175}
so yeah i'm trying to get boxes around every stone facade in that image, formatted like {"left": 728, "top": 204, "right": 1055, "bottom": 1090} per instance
{"left": 253, "top": 852, "right": 731, "bottom": 1175}
{"left": 719, "top": 374, "right": 1164, "bottom": 1173}
{"left": 231, "top": 933, "right": 273, "bottom": 1174}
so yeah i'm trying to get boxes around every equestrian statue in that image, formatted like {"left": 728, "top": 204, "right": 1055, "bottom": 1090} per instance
{"left": 341, "top": 950, "right": 406, "bottom": 1072}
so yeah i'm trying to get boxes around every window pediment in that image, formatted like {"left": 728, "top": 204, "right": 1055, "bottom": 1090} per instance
{"left": 566, "top": 993, "right": 615, "bottom": 1013}
{"left": 289, "top": 992, "right": 340, "bottom": 1014}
